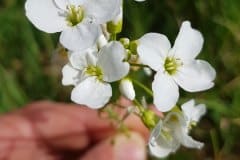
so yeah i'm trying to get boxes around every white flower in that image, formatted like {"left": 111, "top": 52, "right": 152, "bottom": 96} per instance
{"left": 62, "top": 41, "right": 129, "bottom": 108}
{"left": 119, "top": 78, "right": 135, "bottom": 100}
{"left": 149, "top": 102, "right": 205, "bottom": 158}
{"left": 137, "top": 21, "right": 216, "bottom": 112}
{"left": 25, "top": 0, "right": 121, "bottom": 51}
{"left": 134, "top": 0, "right": 145, "bottom": 2}
{"left": 181, "top": 99, "right": 206, "bottom": 129}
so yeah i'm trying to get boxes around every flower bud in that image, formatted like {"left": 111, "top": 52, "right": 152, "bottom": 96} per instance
{"left": 143, "top": 67, "right": 153, "bottom": 76}
{"left": 107, "top": 7, "right": 123, "bottom": 34}
{"left": 119, "top": 78, "right": 135, "bottom": 100}
{"left": 129, "top": 40, "right": 138, "bottom": 55}
{"left": 141, "top": 109, "right": 158, "bottom": 129}
{"left": 119, "top": 38, "right": 130, "bottom": 49}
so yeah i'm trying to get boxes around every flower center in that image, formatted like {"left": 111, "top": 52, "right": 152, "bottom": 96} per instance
{"left": 188, "top": 121, "right": 197, "bottom": 130}
{"left": 164, "top": 57, "right": 182, "bottom": 75}
{"left": 66, "top": 5, "right": 84, "bottom": 26}
{"left": 85, "top": 66, "right": 103, "bottom": 81}
{"left": 161, "top": 127, "right": 173, "bottom": 141}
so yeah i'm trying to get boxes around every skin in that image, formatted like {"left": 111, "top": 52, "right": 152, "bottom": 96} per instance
{"left": 0, "top": 101, "right": 149, "bottom": 160}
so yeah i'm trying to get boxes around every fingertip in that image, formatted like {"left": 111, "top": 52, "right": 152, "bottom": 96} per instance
{"left": 114, "top": 132, "right": 146, "bottom": 160}
{"left": 80, "top": 132, "right": 146, "bottom": 160}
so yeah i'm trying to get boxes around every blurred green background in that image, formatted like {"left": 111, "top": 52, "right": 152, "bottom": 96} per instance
{"left": 0, "top": 0, "right": 240, "bottom": 159}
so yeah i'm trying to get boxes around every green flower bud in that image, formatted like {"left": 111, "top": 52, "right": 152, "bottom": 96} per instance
{"left": 119, "top": 38, "right": 130, "bottom": 48}
{"left": 129, "top": 40, "right": 138, "bottom": 55}
{"left": 107, "top": 21, "right": 123, "bottom": 34}
{"left": 107, "top": 7, "right": 123, "bottom": 34}
{"left": 141, "top": 109, "right": 159, "bottom": 129}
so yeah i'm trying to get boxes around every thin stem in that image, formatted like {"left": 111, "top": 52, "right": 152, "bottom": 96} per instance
{"left": 210, "top": 129, "right": 220, "bottom": 160}
{"left": 133, "top": 99, "right": 144, "bottom": 113}
{"left": 132, "top": 79, "right": 153, "bottom": 97}
{"left": 129, "top": 63, "right": 149, "bottom": 68}
{"left": 110, "top": 33, "right": 117, "bottom": 41}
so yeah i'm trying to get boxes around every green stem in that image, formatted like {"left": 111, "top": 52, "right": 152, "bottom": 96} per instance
{"left": 133, "top": 99, "right": 144, "bottom": 113}
{"left": 132, "top": 79, "right": 153, "bottom": 97}
{"left": 210, "top": 129, "right": 220, "bottom": 160}
{"left": 110, "top": 33, "right": 117, "bottom": 41}
{"left": 129, "top": 63, "right": 149, "bottom": 68}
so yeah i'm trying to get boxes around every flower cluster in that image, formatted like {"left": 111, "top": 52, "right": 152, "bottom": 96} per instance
{"left": 25, "top": 0, "right": 215, "bottom": 158}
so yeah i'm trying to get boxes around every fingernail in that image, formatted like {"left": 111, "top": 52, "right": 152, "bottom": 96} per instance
{"left": 114, "top": 132, "right": 146, "bottom": 160}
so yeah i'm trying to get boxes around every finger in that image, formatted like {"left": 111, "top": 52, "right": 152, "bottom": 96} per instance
{"left": 19, "top": 101, "right": 115, "bottom": 149}
{"left": 80, "top": 132, "right": 146, "bottom": 160}
{"left": 0, "top": 101, "right": 148, "bottom": 151}
{"left": 0, "top": 112, "right": 60, "bottom": 160}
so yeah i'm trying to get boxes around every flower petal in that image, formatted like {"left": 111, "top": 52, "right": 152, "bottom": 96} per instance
{"left": 138, "top": 33, "right": 171, "bottom": 71}
{"left": 181, "top": 99, "right": 206, "bottom": 123}
{"left": 165, "top": 112, "right": 204, "bottom": 149}
{"left": 62, "top": 64, "right": 80, "bottom": 86}
{"left": 60, "top": 22, "right": 101, "bottom": 51}
{"left": 170, "top": 21, "right": 203, "bottom": 62}
{"left": 149, "top": 120, "right": 180, "bottom": 158}
{"left": 54, "top": 0, "right": 86, "bottom": 10}
{"left": 174, "top": 60, "right": 216, "bottom": 92}
{"left": 71, "top": 77, "right": 112, "bottom": 109}
{"left": 97, "top": 42, "right": 130, "bottom": 82}
{"left": 182, "top": 135, "right": 204, "bottom": 149}
{"left": 175, "top": 128, "right": 204, "bottom": 149}
{"left": 68, "top": 52, "right": 88, "bottom": 70}
{"left": 25, "top": 0, "right": 67, "bottom": 33}
{"left": 152, "top": 72, "right": 179, "bottom": 112}
{"left": 69, "top": 48, "right": 97, "bottom": 70}
{"left": 84, "top": 0, "right": 121, "bottom": 24}
{"left": 149, "top": 141, "right": 174, "bottom": 158}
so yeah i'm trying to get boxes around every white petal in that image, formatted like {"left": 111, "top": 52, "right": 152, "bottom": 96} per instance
{"left": 149, "top": 142, "right": 173, "bottom": 158}
{"left": 25, "top": 0, "right": 67, "bottom": 33}
{"left": 164, "top": 111, "right": 186, "bottom": 127}
{"left": 68, "top": 52, "right": 88, "bottom": 70}
{"left": 138, "top": 33, "right": 171, "bottom": 71}
{"left": 181, "top": 99, "right": 206, "bottom": 123}
{"left": 176, "top": 128, "right": 204, "bottom": 149}
{"left": 60, "top": 22, "right": 101, "bottom": 51}
{"left": 152, "top": 72, "right": 179, "bottom": 112}
{"left": 54, "top": 0, "right": 86, "bottom": 10}
{"left": 149, "top": 120, "right": 180, "bottom": 158}
{"left": 182, "top": 135, "right": 204, "bottom": 149}
{"left": 71, "top": 77, "right": 112, "bottom": 109}
{"left": 84, "top": 0, "right": 121, "bottom": 24}
{"left": 85, "top": 51, "right": 98, "bottom": 66}
{"left": 174, "top": 60, "right": 216, "bottom": 92}
{"left": 97, "top": 42, "right": 130, "bottom": 82}
{"left": 119, "top": 79, "right": 135, "bottom": 100}
{"left": 69, "top": 48, "right": 97, "bottom": 69}
{"left": 62, "top": 64, "right": 80, "bottom": 86}
{"left": 97, "top": 34, "right": 108, "bottom": 48}
{"left": 168, "top": 113, "right": 204, "bottom": 149}
{"left": 170, "top": 21, "right": 203, "bottom": 62}
{"left": 193, "top": 104, "right": 207, "bottom": 121}
{"left": 112, "top": 6, "right": 123, "bottom": 24}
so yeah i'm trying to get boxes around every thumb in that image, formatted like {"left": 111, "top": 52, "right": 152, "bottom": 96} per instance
{"left": 80, "top": 132, "right": 146, "bottom": 160}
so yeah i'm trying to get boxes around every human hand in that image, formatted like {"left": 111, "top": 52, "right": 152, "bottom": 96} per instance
{"left": 0, "top": 101, "right": 148, "bottom": 160}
